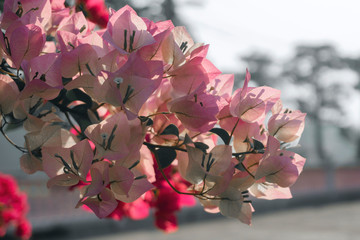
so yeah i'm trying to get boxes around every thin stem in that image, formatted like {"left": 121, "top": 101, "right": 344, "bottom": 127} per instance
{"left": 1, "top": 113, "right": 27, "bottom": 125}
{"left": 148, "top": 143, "right": 231, "bottom": 201}
{"left": 0, "top": 123, "right": 27, "bottom": 153}
{"left": 151, "top": 147, "right": 196, "bottom": 196}
{"left": 200, "top": 174, "right": 208, "bottom": 194}
{"left": 227, "top": 118, "right": 239, "bottom": 145}
{"left": 162, "top": 74, "right": 176, "bottom": 79}
{"left": 232, "top": 150, "right": 257, "bottom": 157}
{"left": 190, "top": 132, "right": 201, "bottom": 139}
{"left": 241, "top": 162, "right": 255, "bottom": 179}
{"left": 0, "top": 68, "right": 18, "bottom": 78}
{"left": 145, "top": 111, "right": 172, "bottom": 118}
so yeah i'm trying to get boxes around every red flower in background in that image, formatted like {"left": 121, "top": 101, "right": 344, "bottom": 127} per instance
{"left": 0, "top": 173, "right": 32, "bottom": 240}
{"left": 150, "top": 157, "right": 196, "bottom": 233}
{"left": 77, "top": 0, "right": 109, "bottom": 28}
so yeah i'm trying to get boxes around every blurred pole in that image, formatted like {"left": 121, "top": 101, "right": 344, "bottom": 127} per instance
{"left": 313, "top": 77, "right": 335, "bottom": 191}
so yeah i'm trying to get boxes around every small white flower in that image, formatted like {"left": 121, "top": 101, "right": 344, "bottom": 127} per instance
{"left": 101, "top": 133, "right": 108, "bottom": 139}
{"left": 113, "top": 77, "right": 123, "bottom": 85}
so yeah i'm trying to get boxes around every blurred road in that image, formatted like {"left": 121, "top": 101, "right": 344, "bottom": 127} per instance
{"left": 84, "top": 200, "right": 360, "bottom": 240}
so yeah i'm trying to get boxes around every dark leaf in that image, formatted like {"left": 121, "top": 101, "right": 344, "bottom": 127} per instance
{"left": 62, "top": 77, "right": 72, "bottom": 85}
{"left": 234, "top": 163, "right": 246, "bottom": 171}
{"left": 253, "top": 138, "right": 264, "bottom": 151}
{"left": 194, "top": 142, "right": 209, "bottom": 153}
{"left": 244, "top": 137, "right": 253, "bottom": 149}
{"left": 209, "top": 128, "right": 230, "bottom": 144}
{"left": 63, "top": 89, "right": 93, "bottom": 109}
{"left": 139, "top": 116, "right": 153, "bottom": 126}
{"left": 69, "top": 104, "right": 93, "bottom": 133}
{"left": 160, "top": 124, "right": 179, "bottom": 137}
{"left": 183, "top": 134, "right": 193, "bottom": 145}
{"left": 235, "top": 154, "right": 246, "bottom": 162}
{"left": 156, "top": 148, "right": 177, "bottom": 169}
{"left": 51, "top": 89, "right": 66, "bottom": 103}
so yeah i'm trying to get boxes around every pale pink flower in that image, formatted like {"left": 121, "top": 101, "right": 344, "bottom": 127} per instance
{"left": 0, "top": 74, "right": 19, "bottom": 114}
{"left": 109, "top": 165, "right": 134, "bottom": 197}
{"left": 229, "top": 69, "right": 281, "bottom": 123}
{"left": 42, "top": 140, "right": 94, "bottom": 188}
{"left": 60, "top": 43, "right": 98, "bottom": 78}
{"left": 268, "top": 110, "right": 306, "bottom": 142}
{"left": 2, "top": 22, "right": 46, "bottom": 69}
{"left": 168, "top": 45, "right": 221, "bottom": 95}
{"left": 255, "top": 136, "right": 306, "bottom": 188}
{"left": 208, "top": 74, "right": 234, "bottom": 103}
{"left": 199, "top": 186, "right": 253, "bottom": 225}
{"left": 102, "top": 5, "right": 155, "bottom": 54}
{"left": 249, "top": 182, "right": 292, "bottom": 200}
{"left": 93, "top": 53, "right": 163, "bottom": 116}
{"left": 85, "top": 111, "right": 146, "bottom": 161}
{"left": 57, "top": 11, "right": 89, "bottom": 35}
{"left": 82, "top": 188, "right": 118, "bottom": 218}
{"left": 1, "top": 0, "right": 51, "bottom": 29}
{"left": 112, "top": 174, "right": 154, "bottom": 203}
{"left": 218, "top": 187, "right": 253, "bottom": 225}
{"left": 183, "top": 145, "right": 233, "bottom": 195}
{"left": 168, "top": 84, "right": 221, "bottom": 133}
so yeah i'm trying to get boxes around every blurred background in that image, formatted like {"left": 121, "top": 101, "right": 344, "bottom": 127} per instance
{"left": 1, "top": 0, "right": 360, "bottom": 239}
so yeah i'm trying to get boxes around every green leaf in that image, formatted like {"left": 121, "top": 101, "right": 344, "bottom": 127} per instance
{"left": 156, "top": 148, "right": 177, "bottom": 169}
{"left": 209, "top": 128, "right": 230, "bottom": 144}
{"left": 160, "top": 124, "right": 179, "bottom": 137}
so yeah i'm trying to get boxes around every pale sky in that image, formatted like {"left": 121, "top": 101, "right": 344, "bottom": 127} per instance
{"left": 176, "top": 0, "right": 360, "bottom": 71}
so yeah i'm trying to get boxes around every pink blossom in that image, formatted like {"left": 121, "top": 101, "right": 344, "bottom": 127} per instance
{"left": 94, "top": 53, "right": 163, "bottom": 116}
{"left": 42, "top": 140, "right": 94, "bottom": 188}
{"left": 168, "top": 45, "right": 221, "bottom": 95}
{"left": 102, "top": 5, "right": 155, "bottom": 54}
{"left": 0, "top": 74, "right": 19, "bottom": 114}
{"left": 82, "top": 188, "right": 118, "bottom": 218}
{"left": 184, "top": 144, "right": 233, "bottom": 195}
{"left": 255, "top": 136, "right": 306, "bottom": 188}
{"left": 2, "top": 22, "right": 46, "bottom": 69}
{"left": 168, "top": 84, "right": 221, "bottom": 133}
{"left": 50, "top": 0, "right": 66, "bottom": 11}
{"left": 60, "top": 42, "right": 98, "bottom": 78}
{"left": 218, "top": 187, "right": 253, "bottom": 225}
{"left": 249, "top": 182, "right": 292, "bottom": 200}
{"left": 84, "top": 111, "right": 146, "bottom": 161}
{"left": 57, "top": 11, "right": 89, "bottom": 35}
{"left": 1, "top": 0, "right": 51, "bottom": 29}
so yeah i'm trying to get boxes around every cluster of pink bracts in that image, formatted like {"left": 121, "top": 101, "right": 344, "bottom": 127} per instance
{"left": 0, "top": 173, "right": 31, "bottom": 239}
{"left": 0, "top": 0, "right": 306, "bottom": 234}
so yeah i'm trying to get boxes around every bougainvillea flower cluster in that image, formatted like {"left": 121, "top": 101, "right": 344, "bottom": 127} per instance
{"left": 0, "top": 0, "right": 306, "bottom": 234}
{"left": 0, "top": 173, "right": 31, "bottom": 240}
